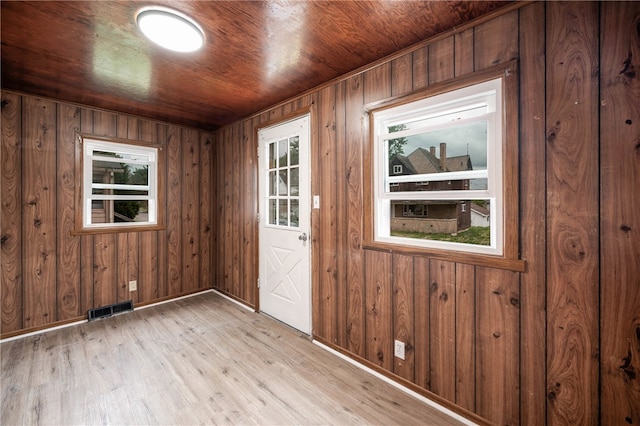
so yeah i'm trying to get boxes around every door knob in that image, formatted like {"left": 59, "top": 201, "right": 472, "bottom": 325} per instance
{"left": 298, "top": 233, "right": 308, "bottom": 242}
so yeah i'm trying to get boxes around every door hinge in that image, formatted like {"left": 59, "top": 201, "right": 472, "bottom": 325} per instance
{"left": 257, "top": 146, "right": 260, "bottom": 158}
{"left": 257, "top": 278, "right": 260, "bottom": 288}
{"left": 256, "top": 213, "right": 260, "bottom": 223}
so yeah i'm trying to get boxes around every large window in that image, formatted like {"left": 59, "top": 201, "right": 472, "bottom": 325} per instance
{"left": 371, "top": 76, "right": 507, "bottom": 256}
{"left": 79, "top": 137, "right": 159, "bottom": 231}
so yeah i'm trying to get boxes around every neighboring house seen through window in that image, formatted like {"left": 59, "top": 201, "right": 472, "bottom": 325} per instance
{"left": 371, "top": 77, "right": 505, "bottom": 255}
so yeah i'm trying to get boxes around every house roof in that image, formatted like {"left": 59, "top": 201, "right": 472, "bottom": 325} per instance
{"left": 396, "top": 147, "right": 472, "bottom": 175}
{"left": 407, "top": 148, "right": 442, "bottom": 174}
{"left": 471, "top": 203, "right": 490, "bottom": 216}
{"left": 392, "top": 154, "right": 417, "bottom": 175}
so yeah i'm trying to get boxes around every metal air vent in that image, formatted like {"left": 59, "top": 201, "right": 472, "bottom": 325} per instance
{"left": 88, "top": 300, "right": 134, "bottom": 321}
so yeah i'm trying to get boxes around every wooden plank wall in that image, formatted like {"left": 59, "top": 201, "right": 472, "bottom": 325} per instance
{"left": 211, "top": 2, "right": 640, "bottom": 425}
{"left": 545, "top": 2, "right": 600, "bottom": 424}
{"left": 599, "top": 2, "right": 640, "bottom": 425}
{"left": 1, "top": 94, "right": 213, "bottom": 336}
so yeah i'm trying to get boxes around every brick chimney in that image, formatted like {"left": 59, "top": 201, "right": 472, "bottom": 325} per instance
{"left": 439, "top": 142, "right": 447, "bottom": 171}
{"left": 430, "top": 146, "right": 436, "bottom": 156}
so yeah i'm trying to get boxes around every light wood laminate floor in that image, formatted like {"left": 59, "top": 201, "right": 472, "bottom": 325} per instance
{"left": 1, "top": 291, "right": 466, "bottom": 425}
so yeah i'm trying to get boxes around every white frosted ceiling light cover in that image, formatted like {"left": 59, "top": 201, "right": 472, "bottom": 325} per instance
{"left": 136, "top": 7, "right": 204, "bottom": 53}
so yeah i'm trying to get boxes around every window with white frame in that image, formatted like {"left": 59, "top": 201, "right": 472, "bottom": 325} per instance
{"left": 372, "top": 77, "right": 504, "bottom": 255}
{"left": 82, "top": 138, "right": 158, "bottom": 229}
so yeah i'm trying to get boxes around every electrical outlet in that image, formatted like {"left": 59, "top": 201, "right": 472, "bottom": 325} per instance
{"left": 394, "top": 340, "right": 405, "bottom": 360}
{"left": 129, "top": 280, "right": 137, "bottom": 292}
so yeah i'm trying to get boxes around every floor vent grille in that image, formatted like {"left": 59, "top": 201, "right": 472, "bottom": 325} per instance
{"left": 88, "top": 300, "right": 134, "bottom": 321}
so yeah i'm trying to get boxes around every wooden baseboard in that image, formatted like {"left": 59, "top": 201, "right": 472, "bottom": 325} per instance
{"left": 211, "top": 287, "right": 256, "bottom": 311}
{"left": 313, "top": 336, "right": 491, "bottom": 426}
{"left": 1, "top": 317, "right": 87, "bottom": 341}
{"left": 1, "top": 288, "right": 214, "bottom": 341}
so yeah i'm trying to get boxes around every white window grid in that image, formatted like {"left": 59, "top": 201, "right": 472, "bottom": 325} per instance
{"left": 266, "top": 136, "right": 300, "bottom": 229}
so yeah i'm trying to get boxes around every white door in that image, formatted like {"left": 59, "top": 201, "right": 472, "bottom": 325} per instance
{"left": 258, "top": 115, "right": 311, "bottom": 334}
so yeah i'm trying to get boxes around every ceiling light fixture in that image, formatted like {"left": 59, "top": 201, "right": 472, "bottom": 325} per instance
{"left": 136, "top": 7, "right": 205, "bottom": 53}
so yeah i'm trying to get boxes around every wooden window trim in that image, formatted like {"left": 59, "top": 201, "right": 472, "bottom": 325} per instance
{"left": 363, "top": 60, "right": 525, "bottom": 272}
{"left": 71, "top": 133, "right": 166, "bottom": 236}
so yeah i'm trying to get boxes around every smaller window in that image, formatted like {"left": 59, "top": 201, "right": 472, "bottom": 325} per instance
{"left": 393, "top": 164, "right": 403, "bottom": 175}
{"left": 402, "top": 204, "right": 428, "bottom": 217}
{"left": 81, "top": 137, "right": 159, "bottom": 230}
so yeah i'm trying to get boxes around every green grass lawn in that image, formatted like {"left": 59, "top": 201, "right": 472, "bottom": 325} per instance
{"left": 391, "top": 226, "right": 491, "bottom": 246}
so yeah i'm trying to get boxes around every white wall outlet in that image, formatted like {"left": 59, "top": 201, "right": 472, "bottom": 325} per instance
{"left": 394, "top": 340, "right": 405, "bottom": 360}
{"left": 129, "top": 280, "right": 137, "bottom": 292}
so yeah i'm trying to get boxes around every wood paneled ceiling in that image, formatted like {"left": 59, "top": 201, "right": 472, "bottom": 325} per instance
{"left": 1, "top": 1, "right": 510, "bottom": 130}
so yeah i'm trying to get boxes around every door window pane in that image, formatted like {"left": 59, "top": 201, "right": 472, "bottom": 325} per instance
{"left": 290, "top": 167, "right": 299, "bottom": 196}
{"left": 278, "top": 138, "right": 288, "bottom": 167}
{"left": 269, "top": 171, "right": 277, "bottom": 196}
{"left": 269, "top": 199, "right": 277, "bottom": 225}
{"left": 269, "top": 142, "right": 277, "bottom": 169}
{"left": 290, "top": 199, "right": 299, "bottom": 227}
{"left": 279, "top": 199, "right": 288, "bottom": 226}
{"left": 278, "top": 170, "right": 288, "bottom": 196}
{"left": 289, "top": 136, "right": 299, "bottom": 166}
